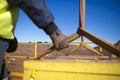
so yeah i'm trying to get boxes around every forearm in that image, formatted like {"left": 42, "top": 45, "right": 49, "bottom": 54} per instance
{"left": 7, "top": 0, "right": 54, "bottom": 28}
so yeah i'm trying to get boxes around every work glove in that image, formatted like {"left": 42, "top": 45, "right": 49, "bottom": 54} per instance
{"left": 50, "top": 29, "right": 68, "bottom": 50}
{"left": 6, "top": 37, "right": 18, "bottom": 53}
{"left": 43, "top": 22, "right": 69, "bottom": 50}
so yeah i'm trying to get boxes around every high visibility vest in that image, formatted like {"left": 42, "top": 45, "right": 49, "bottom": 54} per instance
{"left": 0, "top": 0, "right": 18, "bottom": 39}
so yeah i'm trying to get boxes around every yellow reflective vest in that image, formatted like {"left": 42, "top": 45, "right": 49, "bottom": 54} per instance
{"left": 0, "top": 0, "right": 18, "bottom": 39}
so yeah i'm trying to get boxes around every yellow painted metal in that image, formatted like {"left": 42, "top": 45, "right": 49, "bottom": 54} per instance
{"left": 65, "top": 45, "right": 81, "bottom": 56}
{"left": 99, "top": 46, "right": 103, "bottom": 53}
{"left": 80, "top": 0, "right": 85, "bottom": 45}
{"left": 66, "top": 42, "right": 102, "bottom": 56}
{"left": 80, "top": 0, "right": 85, "bottom": 28}
{"left": 82, "top": 43, "right": 103, "bottom": 56}
{"left": 6, "top": 42, "right": 38, "bottom": 59}
{"left": 70, "top": 41, "right": 93, "bottom": 45}
{"left": 6, "top": 55, "right": 34, "bottom": 59}
{"left": 78, "top": 28, "right": 120, "bottom": 57}
{"left": 24, "top": 60, "right": 120, "bottom": 80}
{"left": 34, "top": 42, "right": 37, "bottom": 59}
{"left": 9, "top": 72, "right": 23, "bottom": 77}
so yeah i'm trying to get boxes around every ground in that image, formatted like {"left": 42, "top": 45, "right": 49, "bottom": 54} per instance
{"left": 5, "top": 42, "right": 120, "bottom": 80}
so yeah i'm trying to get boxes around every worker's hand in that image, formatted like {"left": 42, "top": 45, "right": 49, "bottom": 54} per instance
{"left": 50, "top": 30, "right": 69, "bottom": 50}
{"left": 43, "top": 22, "right": 69, "bottom": 50}
{"left": 59, "top": 36, "right": 69, "bottom": 49}
{"left": 6, "top": 37, "right": 18, "bottom": 53}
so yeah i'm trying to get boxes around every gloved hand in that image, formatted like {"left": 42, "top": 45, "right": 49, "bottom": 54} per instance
{"left": 6, "top": 37, "right": 18, "bottom": 53}
{"left": 43, "top": 22, "right": 69, "bottom": 50}
{"left": 50, "top": 29, "right": 68, "bottom": 50}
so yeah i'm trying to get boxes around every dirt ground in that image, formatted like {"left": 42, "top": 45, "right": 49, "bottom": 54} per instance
{"left": 5, "top": 42, "right": 119, "bottom": 80}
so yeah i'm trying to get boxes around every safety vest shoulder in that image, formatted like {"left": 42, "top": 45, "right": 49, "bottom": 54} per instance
{"left": 0, "top": 0, "right": 18, "bottom": 39}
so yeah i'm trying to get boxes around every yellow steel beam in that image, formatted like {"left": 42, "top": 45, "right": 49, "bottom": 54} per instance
{"left": 34, "top": 42, "right": 37, "bottom": 58}
{"left": 82, "top": 43, "right": 103, "bottom": 56}
{"left": 24, "top": 60, "right": 120, "bottom": 80}
{"left": 6, "top": 55, "right": 34, "bottom": 59}
{"left": 78, "top": 28, "right": 120, "bottom": 57}
{"left": 70, "top": 41, "right": 93, "bottom": 45}
{"left": 6, "top": 42, "right": 37, "bottom": 59}
{"left": 99, "top": 46, "right": 103, "bottom": 53}
{"left": 9, "top": 72, "right": 23, "bottom": 77}
{"left": 65, "top": 45, "right": 81, "bottom": 56}
{"left": 80, "top": 0, "right": 85, "bottom": 28}
{"left": 66, "top": 42, "right": 103, "bottom": 56}
{"left": 80, "top": 0, "right": 85, "bottom": 42}
{"left": 68, "top": 33, "right": 80, "bottom": 42}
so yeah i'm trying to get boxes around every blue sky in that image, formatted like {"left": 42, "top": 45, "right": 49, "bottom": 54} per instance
{"left": 15, "top": 0, "right": 120, "bottom": 44}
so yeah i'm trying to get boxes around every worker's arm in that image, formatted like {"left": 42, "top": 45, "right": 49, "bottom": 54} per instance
{"left": 7, "top": 0, "right": 69, "bottom": 49}
{"left": 7, "top": 0, "right": 54, "bottom": 28}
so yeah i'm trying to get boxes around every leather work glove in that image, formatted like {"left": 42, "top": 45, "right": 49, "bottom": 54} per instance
{"left": 43, "top": 22, "right": 69, "bottom": 50}
{"left": 50, "top": 29, "right": 68, "bottom": 50}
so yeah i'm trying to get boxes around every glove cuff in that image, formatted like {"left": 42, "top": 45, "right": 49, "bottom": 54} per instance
{"left": 43, "top": 22, "right": 58, "bottom": 35}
